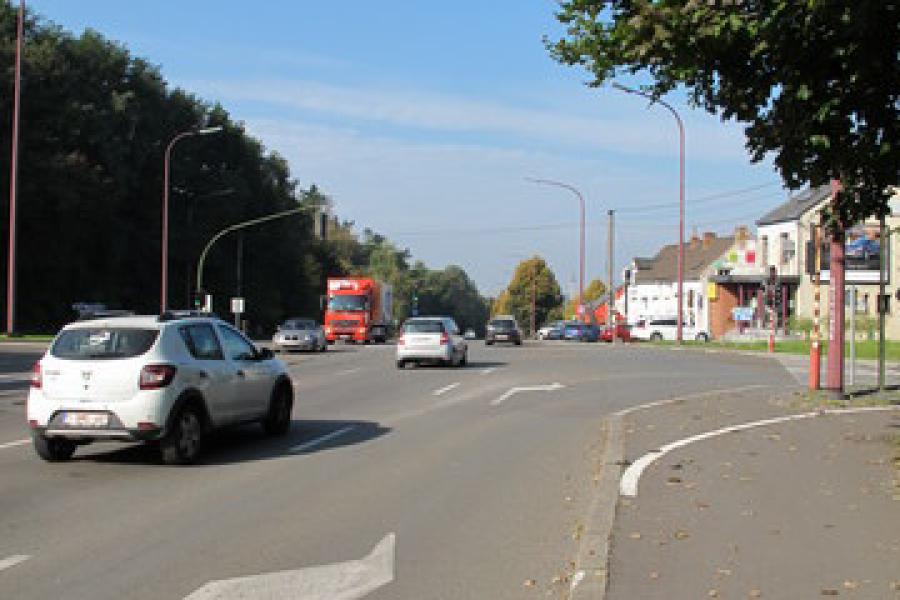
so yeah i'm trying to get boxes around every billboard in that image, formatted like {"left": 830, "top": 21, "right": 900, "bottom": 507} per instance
{"left": 817, "top": 222, "right": 888, "bottom": 284}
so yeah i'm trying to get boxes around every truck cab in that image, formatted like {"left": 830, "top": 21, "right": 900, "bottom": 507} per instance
{"left": 323, "top": 278, "right": 392, "bottom": 343}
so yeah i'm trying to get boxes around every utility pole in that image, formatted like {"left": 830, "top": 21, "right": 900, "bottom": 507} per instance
{"left": 531, "top": 264, "right": 536, "bottom": 339}
{"left": 7, "top": 0, "right": 24, "bottom": 336}
{"left": 825, "top": 179, "right": 845, "bottom": 396}
{"left": 878, "top": 215, "right": 887, "bottom": 389}
{"left": 235, "top": 233, "right": 243, "bottom": 329}
{"left": 809, "top": 221, "right": 821, "bottom": 390}
{"left": 608, "top": 210, "right": 615, "bottom": 344}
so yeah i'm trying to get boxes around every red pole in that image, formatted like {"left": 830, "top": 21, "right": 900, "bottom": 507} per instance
{"left": 7, "top": 0, "right": 24, "bottom": 335}
{"left": 676, "top": 108, "right": 685, "bottom": 344}
{"left": 825, "top": 179, "right": 845, "bottom": 394}
{"left": 810, "top": 223, "right": 821, "bottom": 390}
{"left": 579, "top": 191, "right": 585, "bottom": 320}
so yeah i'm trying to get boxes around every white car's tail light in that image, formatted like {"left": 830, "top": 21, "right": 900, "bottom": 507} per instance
{"left": 139, "top": 364, "right": 177, "bottom": 390}
{"left": 440, "top": 332, "right": 450, "bottom": 345}
{"left": 397, "top": 334, "right": 405, "bottom": 346}
{"left": 30, "top": 362, "right": 42, "bottom": 389}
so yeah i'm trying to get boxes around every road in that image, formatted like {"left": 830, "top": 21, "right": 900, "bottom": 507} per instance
{"left": 0, "top": 340, "right": 794, "bottom": 599}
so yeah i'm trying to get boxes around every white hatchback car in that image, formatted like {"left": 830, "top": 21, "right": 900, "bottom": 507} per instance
{"left": 631, "top": 317, "right": 710, "bottom": 342}
{"left": 27, "top": 313, "right": 294, "bottom": 464}
{"left": 396, "top": 317, "right": 467, "bottom": 368}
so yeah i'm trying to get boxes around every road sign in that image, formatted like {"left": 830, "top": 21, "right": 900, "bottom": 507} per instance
{"left": 732, "top": 307, "right": 754, "bottom": 322}
{"left": 231, "top": 297, "right": 245, "bottom": 314}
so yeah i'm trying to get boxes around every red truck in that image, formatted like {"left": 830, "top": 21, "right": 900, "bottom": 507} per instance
{"left": 323, "top": 277, "right": 393, "bottom": 343}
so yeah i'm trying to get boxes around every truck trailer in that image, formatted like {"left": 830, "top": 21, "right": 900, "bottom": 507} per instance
{"left": 323, "top": 277, "right": 393, "bottom": 343}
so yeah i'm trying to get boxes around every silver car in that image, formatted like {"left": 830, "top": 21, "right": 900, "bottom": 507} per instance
{"left": 396, "top": 317, "right": 468, "bottom": 368}
{"left": 272, "top": 318, "right": 327, "bottom": 352}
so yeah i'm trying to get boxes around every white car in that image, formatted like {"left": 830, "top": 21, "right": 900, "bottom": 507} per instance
{"left": 631, "top": 317, "right": 710, "bottom": 342}
{"left": 272, "top": 318, "right": 327, "bottom": 352}
{"left": 27, "top": 312, "right": 294, "bottom": 465}
{"left": 396, "top": 317, "right": 468, "bottom": 368}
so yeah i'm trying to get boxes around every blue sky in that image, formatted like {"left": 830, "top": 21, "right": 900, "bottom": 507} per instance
{"left": 29, "top": 0, "right": 786, "bottom": 296}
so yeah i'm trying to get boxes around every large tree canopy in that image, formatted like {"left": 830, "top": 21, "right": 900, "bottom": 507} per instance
{"left": 550, "top": 1, "right": 898, "bottom": 225}
{"left": 493, "top": 256, "right": 564, "bottom": 333}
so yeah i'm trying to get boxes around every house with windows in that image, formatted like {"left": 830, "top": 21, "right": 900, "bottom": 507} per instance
{"left": 624, "top": 232, "right": 735, "bottom": 335}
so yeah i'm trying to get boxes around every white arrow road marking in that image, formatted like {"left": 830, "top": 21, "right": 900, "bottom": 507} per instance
{"left": 0, "top": 555, "right": 31, "bottom": 572}
{"left": 432, "top": 382, "right": 460, "bottom": 396}
{"left": 0, "top": 438, "right": 29, "bottom": 451}
{"left": 490, "top": 382, "right": 565, "bottom": 406}
{"left": 289, "top": 426, "right": 356, "bottom": 454}
{"left": 185, "top": 533, "right": 395, "bottom": 600}
{"left": 620, "top": 405, "right": 900, "bottom": 498}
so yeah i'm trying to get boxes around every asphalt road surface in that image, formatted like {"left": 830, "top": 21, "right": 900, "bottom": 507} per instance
{"left": 0, "top": 340, "right": 794, "bottom": 599}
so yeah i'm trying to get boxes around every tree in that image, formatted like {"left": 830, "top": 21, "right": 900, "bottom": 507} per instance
{"left": 496, "top": 257, "right": 564, "bottom": 334}
{"left": 563, "top": 277, "right": 606, "bottom": 319}
{"left": 549, "top": 1, "right": 899, "bottom": 224}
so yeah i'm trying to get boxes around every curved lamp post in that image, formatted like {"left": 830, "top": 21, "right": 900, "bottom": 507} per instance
{"left": 161, "top": 125, "right": 223, "bottom": 313}
{"left": 195, "top": 205, "right": 310, "bottom": 305}
{"left": 7, "top": 0, "right": 24, "bottom": 335}
{"left": 525, "top": 178, "right": 585, "bottom": 318}
{"left": 612, "top": 83, "right": 685, "bottom": 343}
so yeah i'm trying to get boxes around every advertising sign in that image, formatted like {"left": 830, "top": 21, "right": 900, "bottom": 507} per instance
{"left": 820, "top": 221, "right": 887, "bottom": 284}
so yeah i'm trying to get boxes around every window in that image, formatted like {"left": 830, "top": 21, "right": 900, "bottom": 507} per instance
{"left": 51, "top": 328, "right": 158, "bottom": 360}
{"left": 761, "top": 236, "right": 769, "bottom": 265}
{"left": 780, "top": 232, "right": 794, "bottom": 265}
{"left": 327, "top": 295, "right": 368, "bottom": 311}
{"left": 216, "top": 325, "right": 258, "bottom": 361}
{"left": 180, "top": 323, "right": 224, "bottom": 360}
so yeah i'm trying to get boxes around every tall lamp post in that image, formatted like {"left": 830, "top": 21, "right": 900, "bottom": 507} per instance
{"left": 161, "top": 125, "right": 223, "bottom": 313}
{"left": 526, "top": 178, "right": 585, "bottom": 318}
{"left": 7, "top": 0, "right": 24, "bottom": 336}
{"left": 613, "top": 83, "right": 686, "bottom": 343}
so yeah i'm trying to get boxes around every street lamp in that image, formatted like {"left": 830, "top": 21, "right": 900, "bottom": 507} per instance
{"left": 7, "top": 0, "right": 24, "bottom": 336}
{"left": 161, "top": 125, "right": 223, "bottom": 313}
{"left": 526, "top": 178, "right": 585, "bottom": 319}
{"left": 612, "top": 82, "right": 686, "bottom": 343}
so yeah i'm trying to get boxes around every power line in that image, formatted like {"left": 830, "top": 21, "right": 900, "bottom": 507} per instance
{"left": 615, "top": 181, "right": 783, "bottom": 213}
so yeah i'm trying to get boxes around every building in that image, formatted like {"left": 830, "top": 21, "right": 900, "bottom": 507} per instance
{"left": 625, "top": 232, "right": 735, "bottom": 335}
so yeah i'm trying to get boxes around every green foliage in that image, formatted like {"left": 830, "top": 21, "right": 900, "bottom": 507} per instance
{"left": 549, "top": 1, "right": 899, "bottom": 226}
{"left": 496, "top": 256, "right": 564, "bottom": 334}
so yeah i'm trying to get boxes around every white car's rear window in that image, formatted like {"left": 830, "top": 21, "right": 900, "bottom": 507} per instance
{"left": 51, "top": 328, "right": 159, "bottom": 360}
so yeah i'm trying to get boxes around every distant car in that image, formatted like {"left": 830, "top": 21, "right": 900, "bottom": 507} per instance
{"left": 464, "top": 328, "right": 477, "bottom": 340}
{"left": 272, "top": 318, "right": 327, "bottom": 352}
{"left": 27, "top": 313, "right": 293, "bottom": 465}
{"left": 563, "top": 322, "right": 599, "bottom": 342}
{"left": 537, "top": 321, "right": 565, "bottom": 340}
{"left": 485, "top": 317, "right": 522, "bottom": 345}
{"left": 631, "top": 317, "right": 710, "bottom": 342}
{"left": 397, "top": 317, "right": 468, "bottom": 368}
{"left": 600, "top": 323, "right": 632, "bottom": 342}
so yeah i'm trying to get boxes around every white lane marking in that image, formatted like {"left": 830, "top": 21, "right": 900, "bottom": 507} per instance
{"left": 289, "top": 426, "right": 356, "bottom": 453}
{"left": 0, "top": 554, "right": 31, "bottom": 572}
{"left": 614, "top": 384, "right": 774, "bottom": 418}
{"left": 0, "top": 372, "right": 29, "bottom": 381}
{"left": 432, "top": 382, "right": 460, "bottom": 396}
{"left": 336, "top": 367, "right": 361, "bottom": 376}
{"left": 480, "top": 368, "right": 496, "bottom": 375}
{"left": 620, "top": 405, "right": 900, "bottom": 497}
{"left": 490, "top": 382, "right": 565, "bottom": 406}
{"left": 185, "top": 533, "right": 394, "bottom": 600}
{"left": 0, "top": 438, "right": 29, "bottom": 450}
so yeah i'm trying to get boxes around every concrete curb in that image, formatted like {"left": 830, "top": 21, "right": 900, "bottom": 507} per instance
{"left": 569, "top": 414, "right": 623, "bottom": 600}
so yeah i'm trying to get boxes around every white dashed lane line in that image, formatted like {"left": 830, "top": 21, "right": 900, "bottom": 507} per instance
{"left": 288, "top": 426, "right": 356, "bottom": 454}
{"left": 0, "top": 555, "right": 31, "bottom": 573}
{"left": 0, "top": 438, "right": 29, "bottom": 451}
{"left": 432, "top": 382, "right": 460, "bottom": 396}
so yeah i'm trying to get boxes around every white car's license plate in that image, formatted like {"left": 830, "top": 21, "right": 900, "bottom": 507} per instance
{"left": 63, "top": 412, "right": 109, "bottom": 428}
{"left": 496, "top": 334, "right": 508, "bottom": 340}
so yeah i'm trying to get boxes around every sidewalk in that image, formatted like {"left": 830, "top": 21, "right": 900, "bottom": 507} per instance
{"left": 606, "top": 387, "right": 900, "bottom": 599}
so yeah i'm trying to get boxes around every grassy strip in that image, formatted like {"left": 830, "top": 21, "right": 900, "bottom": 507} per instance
{"left": 0, "top": 334, "right": 53, "bottom": 342}
{"left": 650, "top": 339, "right": 900, "bottom": 361}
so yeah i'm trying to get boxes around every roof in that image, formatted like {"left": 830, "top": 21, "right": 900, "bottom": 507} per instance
{"left": 755, "top": 184, "right": 831, "bottom": 227}
{"left": 65, "top": 313, "right": 220, "bottom": 329}
{"left": 633, "top": 235, "right": 736, "bottom": 284}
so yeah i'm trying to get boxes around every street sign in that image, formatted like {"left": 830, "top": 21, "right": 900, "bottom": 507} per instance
{"left": 732, "top": 307, "right": 754, "bottom": 322}
{"left": 231, "top": 297, "right": 245, "bottom": 314}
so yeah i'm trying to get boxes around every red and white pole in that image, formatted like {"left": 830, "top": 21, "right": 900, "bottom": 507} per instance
{"left": 825, "top": 179, "right": 845, "bottom": 394}
{"left": 809, "top": 223, "right": 821, "bottom": 390}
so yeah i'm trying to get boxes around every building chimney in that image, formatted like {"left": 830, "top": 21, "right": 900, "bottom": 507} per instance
{"left": 690, "top": 233, "right": 701, "bottom": 249}
{"left": 734, "top": 225, "right": 749, "bottom": 242}
{"left": 702, "top": 232, "right": 715, "bottom": 249}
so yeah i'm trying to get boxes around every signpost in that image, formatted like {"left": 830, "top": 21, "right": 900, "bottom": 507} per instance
{"left": 231, "top": 297, "right": 244, "bottom": 328}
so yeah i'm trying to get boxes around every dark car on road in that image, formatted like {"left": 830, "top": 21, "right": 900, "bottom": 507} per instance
{"left": 485, "top": 317, "right": 522, "bottom": 346}
{"left": 563, "top": 322, "right": 599, "bottom": 342}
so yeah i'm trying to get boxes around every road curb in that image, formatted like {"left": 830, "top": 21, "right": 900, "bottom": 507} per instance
{"left": 569, "top": 414, "right": 623, "bottom": 599}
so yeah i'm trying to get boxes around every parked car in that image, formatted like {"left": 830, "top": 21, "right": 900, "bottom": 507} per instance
{"left": 27, "top": 312, "right": 294, "bottom": 465}
{"left": 631, "top": 317, "right": 710, "bottom": 342}
{"left": 537, "top": 321, "right": 565, "bottom": 340}
{"left": 272, "top": 318, "right": 327, "bottom": 352}
{"left": 397, "top": 317, "right": 468, "bottom": 368}
{"left": 562, "top": 322, "right": 599, "bottom": 342}
{"left": 600, "top": 323, "right": 632, "bottom": 342}
{"left": 485, "top": 317, "right": 522, "bottom": 345}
